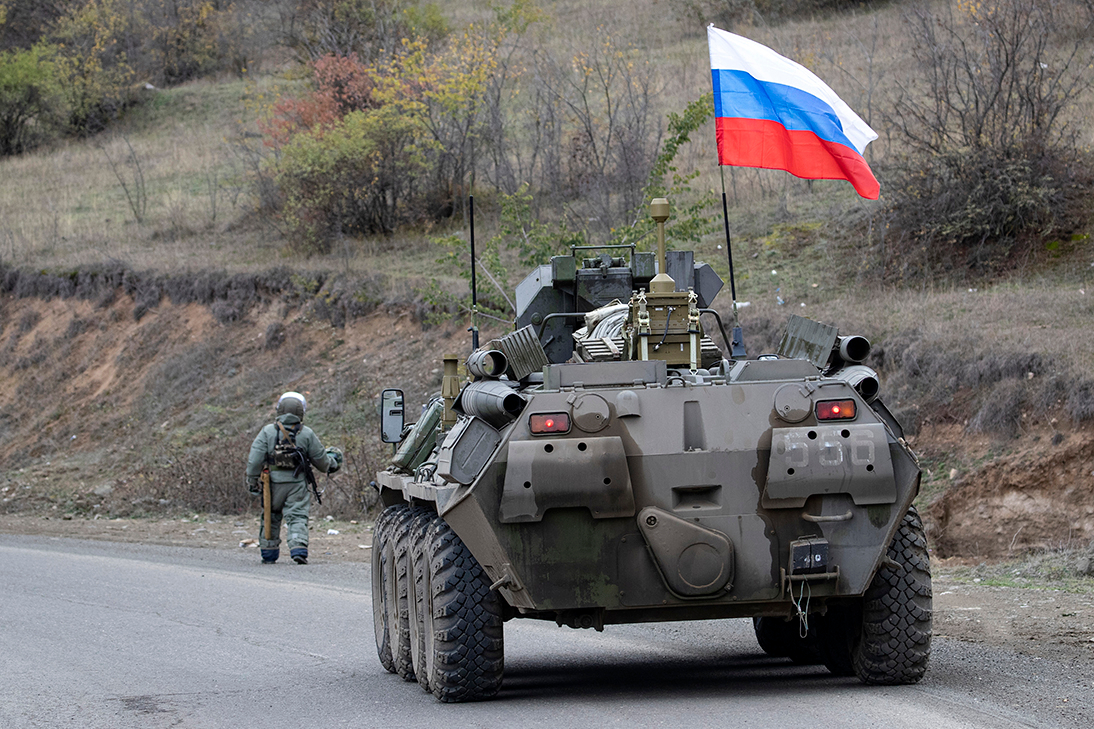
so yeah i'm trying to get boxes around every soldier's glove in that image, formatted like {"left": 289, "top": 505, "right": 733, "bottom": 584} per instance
{"left": 325, "top": 447, "right": 344, "bottom": 474}
{"left": 247, "top": 478, "right": 261, "bottom": 495}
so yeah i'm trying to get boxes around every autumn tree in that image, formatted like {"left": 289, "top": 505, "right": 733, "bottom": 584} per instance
{"left": 48, "top": 0, "right": 138, "bottom": 134}
{"left": 263, "top": 6, "right": 533, "bottom": 248}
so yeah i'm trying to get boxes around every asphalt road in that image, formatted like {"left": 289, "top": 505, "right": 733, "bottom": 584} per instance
{"left": 1, "top": 534, "right": 1090, "bottom": 729}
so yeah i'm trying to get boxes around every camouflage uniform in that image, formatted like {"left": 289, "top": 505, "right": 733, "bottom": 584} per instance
{"left": 245, "top": 396, "right": 339, "bottom": 564}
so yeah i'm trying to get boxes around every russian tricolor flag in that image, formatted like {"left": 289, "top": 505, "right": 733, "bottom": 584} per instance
{"left": 708, "top": 25, "right": 880, "bottom": 200}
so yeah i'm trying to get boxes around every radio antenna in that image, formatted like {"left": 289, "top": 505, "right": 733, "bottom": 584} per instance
{"left": 469, "top": 194, "right": 480, "bottom": 351}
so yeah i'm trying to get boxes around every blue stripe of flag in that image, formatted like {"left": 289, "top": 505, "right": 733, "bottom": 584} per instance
{"left": 712, "top": 69, "right": 857, "bottom": 153}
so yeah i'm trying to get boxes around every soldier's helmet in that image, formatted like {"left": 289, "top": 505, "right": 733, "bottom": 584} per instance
{"left": 277, "top": 391, "right": 307, "bottom": 418}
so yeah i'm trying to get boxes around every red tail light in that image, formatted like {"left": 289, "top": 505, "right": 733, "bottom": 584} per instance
{"left": 816, "top": 399, "right": 856, "bottom": 421}
{"left": 530, "top": 413, "right": 570, "bottom": 434}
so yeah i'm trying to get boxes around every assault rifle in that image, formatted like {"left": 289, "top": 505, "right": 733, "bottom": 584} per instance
{"left": 292, "top": 452, "right": 323, "bottom": 505}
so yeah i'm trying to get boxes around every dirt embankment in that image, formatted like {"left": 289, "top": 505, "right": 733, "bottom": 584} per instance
{"left": 922, "top": 425, "right": 1094, "bottom": 559}
{"left": 0, "top": 288, "right": 485, "bottom": 516}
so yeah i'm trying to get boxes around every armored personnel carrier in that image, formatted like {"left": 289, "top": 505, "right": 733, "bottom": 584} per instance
{"left": 371, "top": 199, "right": 930, "bottom": 702}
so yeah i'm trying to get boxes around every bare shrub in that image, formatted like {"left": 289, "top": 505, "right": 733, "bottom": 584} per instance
{"left": 529, "top": 29, "right": 664, "bottom": 238}
{"left": 1065, "top": 381, "right": 1094, "bottom": 423}
{"left": 65, "top": 317, "right": 88, "bottom": 338}
{"left": 99, "top": 135, "right": 148, "bottom": 224}
{"left": 121, "top": 431, "right": 258, "bottom": 515}
{"left": 279, "top": 0, "right": 448, "bottom": 63}
{"left": 13, "top": 334, "right": 49, "bottom": 371}
{"left": 209, "top": 300, "right": 242, "bottom": 324}
{"left": 884, "top": 0, "right": 1094, "bottom": 274}
{"left": 228, "top": 132, "right": 282, "bottom": 214}
{"left": 968, "top": 379, "right": 1026, "bottom": 437}
{"left": 3, "top": 268, "right": 76, "bottom": 300}
{"left": 140, "top": 340, "right": 226, "bottom": 420}
{"left": 674, "top": 0, "right": 868, "bottom": 32}
{"left": 331, "top": 440, "right": 384, "bottom": 514}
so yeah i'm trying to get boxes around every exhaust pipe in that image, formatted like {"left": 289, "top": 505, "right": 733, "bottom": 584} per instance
{"left": 834, "top": 364, "right": 880, "bottom": 403}
{"left": 458, "top": 380, "right": 527, "bottom": 428}
{"left": 836, "top": 335, "right": 871, "bottom": 364}
{"left": 466, "top": 349, "right": 508, "bottom": 379}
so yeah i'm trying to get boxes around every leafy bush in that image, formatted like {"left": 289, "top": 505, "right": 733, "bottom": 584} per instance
{"left": 0, "top": 44, "right": 61, "bottom": 154}
{"left": 264, "top": 23, "right": 511, "bottom": 249}
{"left": 0, "top": 1, "right": 277, "bottom": 147}
{"left": 261, "top": 52, "right": 378, "bottom": 146}
{"left": 276, "top": 105, "right": 432, "bottom": 247}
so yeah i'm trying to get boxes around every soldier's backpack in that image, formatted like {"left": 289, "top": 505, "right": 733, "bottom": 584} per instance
{"left": 271, "top": 421, "right": 303, "bottom": 469}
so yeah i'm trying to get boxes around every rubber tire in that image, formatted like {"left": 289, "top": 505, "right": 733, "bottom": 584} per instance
{"left": 752, "top": 616, "right": 823, "bottom": 665}
{"left": 384, "top": 504, "right": 419, "bottom": 681}
{"left": 371, "top": 504, "right": 400, "bottom": 674}
{"left": 420, "top": 517, "right": 504, "bottom": 702}
{"left": 405, "top": 508, "right": 440, "bottom": 693}
{"left": 851, "top": 507, "right": 932, "bottom": 684}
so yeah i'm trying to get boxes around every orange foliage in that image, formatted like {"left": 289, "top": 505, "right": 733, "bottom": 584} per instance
{"left": 260, "top": 53, "right": 380, "bottom": 147}
{"left": 312, "top": 53, "right": 377, "bottom": 113}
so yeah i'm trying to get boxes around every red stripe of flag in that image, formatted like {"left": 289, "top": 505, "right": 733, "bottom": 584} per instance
{"left": 716, "top": 117, "right": 879, "bottom": 200}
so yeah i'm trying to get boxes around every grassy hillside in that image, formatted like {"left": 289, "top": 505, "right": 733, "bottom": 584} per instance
{"left": 0, "top": 0, "right": 925, "bottom": 258}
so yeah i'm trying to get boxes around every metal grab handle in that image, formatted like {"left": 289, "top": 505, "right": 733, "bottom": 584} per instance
{"left": 570, "top": 243, "right": 636, "bottom": 253}
{"left": 699, "top": 308, "right": 733, "bottom": 355}
{"left": 535, "top": 312, "right": 589, "bottom": 339}
{"left": 801, "top": 510, "right": 853, "bottom": 523}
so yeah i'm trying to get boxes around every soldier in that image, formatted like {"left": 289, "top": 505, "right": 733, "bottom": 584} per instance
{"left": 245, "top": 391, "right": 342, "bottom": 564}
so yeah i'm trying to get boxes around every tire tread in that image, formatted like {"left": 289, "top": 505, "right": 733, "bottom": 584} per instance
{"left": 423, "top": 519, "right": 504, "bottom": 702}
{"left": 852, "top": 507, "right": 933, "bottom": 685}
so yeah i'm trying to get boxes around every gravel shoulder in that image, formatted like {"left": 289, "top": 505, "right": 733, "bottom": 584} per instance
{"left": 3, "top": 512, "right": 1093, "bottom": 667}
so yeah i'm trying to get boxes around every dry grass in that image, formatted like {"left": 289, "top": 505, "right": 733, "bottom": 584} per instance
{"left": 725, "top": 278, "right": 1094, "bottom": 438}
{"left": 0, "top": 76, "right": 321, "bottom": 270}
{"left": 945, "top": 545, "right": 1094, "bottom": 591}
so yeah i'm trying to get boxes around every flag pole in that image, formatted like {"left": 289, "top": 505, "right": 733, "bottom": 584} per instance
{"left": 719, "top": 166, "right": 747, "bottom": 358}
{"left": 718, "top": 167, "right": 738, "bottom": 315}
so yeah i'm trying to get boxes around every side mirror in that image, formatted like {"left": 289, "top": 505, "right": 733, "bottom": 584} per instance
{"left": 380, "top": 389, "right": 405, "bottom": 443}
